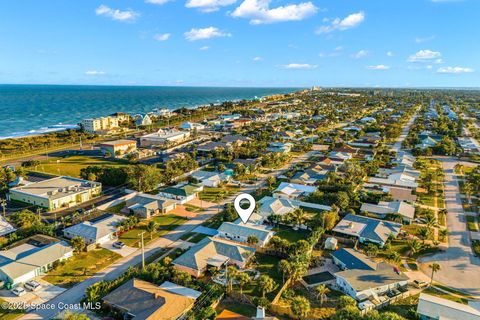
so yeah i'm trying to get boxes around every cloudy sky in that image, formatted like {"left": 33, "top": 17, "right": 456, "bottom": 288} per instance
{"left": 0, "top": 0, "right": 479, "bottom": 87}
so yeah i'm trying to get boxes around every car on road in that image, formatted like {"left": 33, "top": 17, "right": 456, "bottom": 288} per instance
{"left": 113, "top": 241, "right": 125, "bottom": 249}
{"left": 25, "top": 280, "right": 42, "bottom": 291}
{"left": 413, "top": 280, "right": 429, "bottom": 288}
{"left": 12, "top": 286, "right": 26, "bottom": 296}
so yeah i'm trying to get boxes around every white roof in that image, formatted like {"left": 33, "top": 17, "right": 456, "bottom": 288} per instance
{"left": 417, "top": 293, "right": 480, "bottom": 320}
{"left": 0, "top": 216, "right": 16, "bottom": 237}
{"left": 159, "top": 281, "right": 202, "bottom": 300}
{"left": 63, "top": 214, "right": 125, "bottom": 241}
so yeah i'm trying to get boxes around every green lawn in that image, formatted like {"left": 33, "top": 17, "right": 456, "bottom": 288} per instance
{"left": 119, "top": 214, "right": 187, "bottom": 247}
{"left": 43, "top": 248, "right": 121, "bottom": 287}
{"left": 107, "top": 201, "right": 126, "bottom": 214}
{"left": 34, "top": 155, "right": 128, "bottom": 177}
{"left": 423, "top": 287, "right": 468, "bottom": 304}
{"left": 199, "top": 186, "right": 240, "bottom": 202}
{"left": 243, "top": 253, "right": 283, "bottom": 299}
{"left": 273, "top": 226, "right": 309, "bottom": 243}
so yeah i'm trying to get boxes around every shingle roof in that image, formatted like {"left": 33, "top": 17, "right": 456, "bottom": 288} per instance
{"left": 63, "top": 214, "right": 125, "bottom": 241}
{"left": 332, "top": 214, "right": 402, "bottom": 244}
{"left": 173, "top": 237, "right": 255, "bottom": 271}
{"left": 217, "top": 222, "right": 274, "bottom": 242}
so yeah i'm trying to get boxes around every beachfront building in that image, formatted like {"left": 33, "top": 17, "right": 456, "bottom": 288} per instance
{"left": 63, "top": 213, "right": 125, "bottom": 245}
{"left": 99, "top": 139, "right": 137, "bottom": 158}
{"left": 9, "top": 176, "right": 102, "bottom": 211}
{"left": 81, "top": 116, "right": 119, "bottom": 134}
{"left": 0, "top": 236, "right": 73, "bottom": 285}
{"left": 140, "top": 129, "right": 190, "bottom": 147}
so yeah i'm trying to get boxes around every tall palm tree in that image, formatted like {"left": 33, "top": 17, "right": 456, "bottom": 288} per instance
{"left": 429, "top": 263, "right": 441, "bottom": 285}
{"left": 315, "top": 284, "right": 330, "bottom": 306}
{"left": 464, "top": 182, "right": 474, "bottom": 205}
{"left": 407, "top": 239, "right": 422, "bottom": 257}
{"left": 288, "top": 209, "right": 307, "bottom": 230}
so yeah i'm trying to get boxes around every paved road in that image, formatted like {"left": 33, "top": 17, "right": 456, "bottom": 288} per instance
{"left": 391, "top": 111, "right": 417, "bottom": 153}
{"left": 418, "top": 157, "right": 480, "bottom": 296}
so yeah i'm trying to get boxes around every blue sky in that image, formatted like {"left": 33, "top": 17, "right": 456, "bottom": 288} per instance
{"left": 0, "top": 0, "right": 479, "bottom": 87}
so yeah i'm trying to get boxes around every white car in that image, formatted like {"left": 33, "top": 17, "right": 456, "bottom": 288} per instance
{"left": 25, "top": 280, "right": 42, "bottom": 291}
{"left": 11, "top": 287, "right": 26, "bottom": 296}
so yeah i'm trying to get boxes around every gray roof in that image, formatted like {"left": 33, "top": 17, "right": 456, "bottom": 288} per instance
{"left": 331, "top": 248, "right": 377, "bottom": 270}
{"left": 0, "top": 241, "right": 73, "bottom": 281}
{"left": 360, "top": 201, "right": 415, "bottom": 220}
{"left": 173, "top": 237, "right": 255, "bottom": 271}
{"left": 63, "top": 214, "right": 125, "bottom": 241}
{"left": 126, "top": 193, "right": 175, "bottom": 210}
{"left": 333, "top": 214, "right": 402, "bottom": 244}
{"left": 417, "top": 293, "right": 480, "bottom": 320}
{"left": 335, "top": 262, "right": 408, "bottom": 292}
{"left": 217, "top": 222, "right": 274, "bottom": 242}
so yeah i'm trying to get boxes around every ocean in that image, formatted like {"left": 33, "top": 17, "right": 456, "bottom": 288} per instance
{"left": 0, "top": 85, "right": 299, "bottom": 139}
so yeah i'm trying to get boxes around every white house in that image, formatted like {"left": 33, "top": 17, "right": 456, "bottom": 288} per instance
{"left": 272, "top": 182, "right": 317, "bottom": 200}
{"left": 180, "top": 122, "right": 205, "bottom": 131}
{"left": 190, "top": 170, "right": 230, "bottom": 188}
{"left": 140, "top": 129, "right": 190, "bottom": 147}
{"left": 63, "top": 214, "right": 125, "bottom": 245}
{"left": 360, "top": 201, "right": 415, "bottom": 224}
{"left": 417, "top": 293, "right": 480, "bottom": 320}
{"left": 157, "top": 183, "right": 203, "bottom": 204}
{"left": 0, "top": 238, "right": 73, "bottom": 285}
{"left": 217, "top": 222, "right": 275, "bottom": 247}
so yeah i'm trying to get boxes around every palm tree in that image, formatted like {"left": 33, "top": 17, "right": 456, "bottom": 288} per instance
{"left": 407, "top": 239, "right": 422, "bottom": 257}
{"left": 439, "top": 228, "right": 448, "bottom": 241}
{"left": 418, "top": 227, "right": 431, "bottom": 244}
{"left": 315, "top": 284, "right": 330, "bottom": 306}
{"left": 146, "top": 221, "right": 157, "bottom": 240}
{"left": 226, "top": 266, "right": 238, "bottom": 292}
{"left": 278, "top": 259, "right": 292, "bottom": 284}
{"left": 235, "top": 272, "right": 250, "bottom": 294}
{"left": 288, "top": 209, "right": 307, "bottom": 230}
{"left": 258, "top": 275, "right": 276, "bottom": 298}
{"left": 429, "top": 263, "right": 441, "bottom": 285}
{"left": 464, "top": 182, "right": 474, "bottom": 205}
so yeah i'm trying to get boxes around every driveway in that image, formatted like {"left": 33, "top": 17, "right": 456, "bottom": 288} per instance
{"left": 418, "top": 157, "right": 480, "bottom": 296}
{"left": 0, "top": 278, "right": 66, "bottom": 309}
{"left": 100, "top": 240, "right": 137, "bottom": 257}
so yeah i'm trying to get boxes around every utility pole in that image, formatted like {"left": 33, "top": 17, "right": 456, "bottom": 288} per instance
{"left": 139, "top": 231, "right": 146, "bottom": 269}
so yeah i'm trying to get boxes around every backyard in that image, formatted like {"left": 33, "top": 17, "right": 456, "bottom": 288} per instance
{"left": 199, "top": 186, "right": 240, "bottom": 202}
{"left": 119, "top": 214, "right": 188, "bottom": 247}
{"left": 43, "top": 248, "right": 121, "bottom": 287}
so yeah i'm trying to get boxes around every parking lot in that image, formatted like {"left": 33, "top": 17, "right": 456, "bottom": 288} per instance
{"left": 0, "top": 278, "right": 66, "bottom": 308}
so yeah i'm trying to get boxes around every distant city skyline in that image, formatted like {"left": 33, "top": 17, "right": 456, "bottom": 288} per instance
{"left": 0, "top": 0, "right": 479, "bottom": 87}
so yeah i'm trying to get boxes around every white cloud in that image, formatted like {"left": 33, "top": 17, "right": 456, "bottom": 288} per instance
{"left": 437, "top": 66, "right": 474, "bottom": 74}
{"left": 154, "top": 33, "right": 171, "bottom": 41}
{"left": 184, "top": 27, "right": 232, "bottom": 41}
{"left": 145, "top": 0, "right": 172, "bottom": 4}
{"left": 186, "top": 0, "right": 237, "bottom": 12}
{"left": 95, "top": 5, "right": 139, "bottom": 22}
{"left": 85, "top": 70, "right": 106, "bottom": 76}
{"left": 415, "top": 35, "right": 435, "bottom": 43}
{"left": 316, "top": 11, "right": 365, "bottom": 34}
{"left": 407, "top": 49, "right": 442, "bottom": 63}
{"left": 231, "top": 0, "right": 317, "bottom": 25}
{"left": 199, "top": 46, "right": 210, "bottom": 50}
{"left": 351, "top": 49, "right": 368, "bottom": 59}
{"left": 282, "top": 63, "right": 317, "bottom": 69}
{"left": 367, "top": 64, "right": 390, "bottom": 70}
{"left": 253, "top": 56, "right": 263, "bottom": 61}
{"left": 386, "top": 51, "right": 394, "bottom": 57}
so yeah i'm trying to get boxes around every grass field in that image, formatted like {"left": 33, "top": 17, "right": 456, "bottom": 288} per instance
{"left": 43, "top": 248, "right": 121, "bottom": 287}
{"left": 34, "top": 155, "right": 128, "bottom": 177}
{"left": 119, "top": 214, "right": 187, "bottom": 247}
{"left": 273, "top": 225, "right": 309, "bottom": 243}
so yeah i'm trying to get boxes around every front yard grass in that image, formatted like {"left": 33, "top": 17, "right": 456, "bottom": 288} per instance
{"left": 199, "top": 186, "right": 240, "bottom": 202}
{"left": 43, "top": 248, "right": 121, "bottom": 288}
{"left": 34, "top": 155, "right": 129, "bottom": 178}
{"left": 119, "top": 214, "right": 187, "bottom": 247}
{"left": 273, "top": 225, "right": 309, "bottom": 243}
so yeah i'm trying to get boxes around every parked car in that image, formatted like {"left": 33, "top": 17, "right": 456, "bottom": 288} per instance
{"left": 12, "top": 287, "right": 26, "bottom": 296}
{"left": 413, "top": 280, "right": 429, "bottom": 288}
{"left": 113, "top": 241, "right": 125, "bottom": 249}
{"left": 25, "top": 280, "right": 42, "bottom": 291}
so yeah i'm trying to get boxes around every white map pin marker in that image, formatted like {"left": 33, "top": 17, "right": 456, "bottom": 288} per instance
{"left": 234, "top": 193, "right": 256, "bottom": 224}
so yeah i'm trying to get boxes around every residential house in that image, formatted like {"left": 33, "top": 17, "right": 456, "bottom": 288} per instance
{"left": 196, "top": 141, "right": 229, "bottom": 154}
{"left": 158, "top": 183, "right": 203, "bottom": 204}
{"left": 360, "top": 201, "right": 415, "bottom": 224}
{"left": 173, "top": 237, "right": 255, "bottom": 277}
{"left": 291, "top": 169, "right": 327, "bottom": 185}
{"left": 0, "top": 216, "right": 16, "bottom": 237}
{"left": 256, "top": 196, "right": 331, "bottom": 223}
{"left": 221, "top": 134, "right": 250, "bottom": 146}
{"left": 125, "top": 193, "right": 177, "bottom": 219}
{"left": 335, "top": 260, "right": 408, "bottom": 301}
{"left": 416, "top": 293, "right": 480, "bottom": 320}
{"left": 266, "top": 142, "right": 293, "bottom": 153}
{"left": 272, "top": 182, "right": 317, "bottom": 200}
{"left": 9, "top": 176, "right": 102, "bottom": 211}
{"left": 0, "top": 236, "right": 73, "bottom": 285}
{"left": 416, "top": 136, "right": 439, "bottom": 150}
{"left": 180, "top": 122, "right": 205, "bottom": 131}
{"left": 63, "top": 213, "right": 125, "bottom": 245}
{"left": 135, "top": 114, "right": 153, "bottom": 127}
{"left": 217, "top": 222, "right": 275, "bottom": 247}
{"left": 99, "top": 139, "right": 137, "bottom": 158}
{"left": 103, "top": 278, "right": 201, "bottom": 320}
{"left": 332, "top": 214, "right": 402, "bottom": 247}
{"left": 331, "top": 248, "right": 378, "bottom": 271}
{"left": 190, "top": 170, "right": 230, "bottom": 188}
